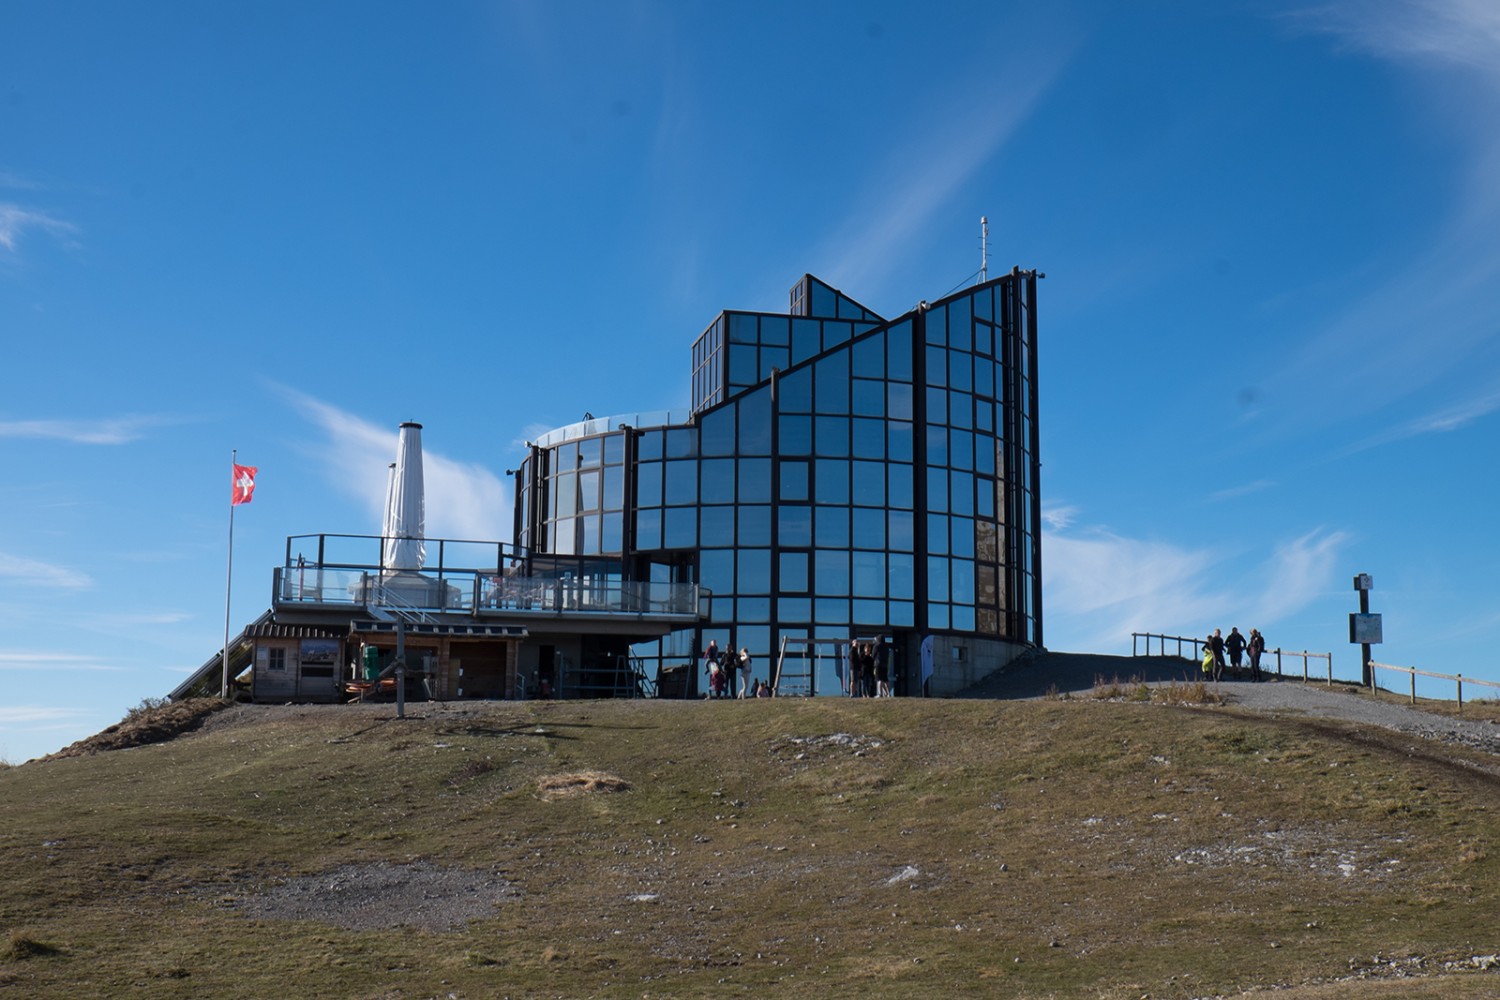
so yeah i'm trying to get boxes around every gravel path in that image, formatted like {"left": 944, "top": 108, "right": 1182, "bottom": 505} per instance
{"left": 971, "top": 652, "right": 1500, "bottom": 757}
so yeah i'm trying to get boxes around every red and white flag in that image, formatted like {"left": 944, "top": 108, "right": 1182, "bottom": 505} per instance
{"left": 231, "top": 463, "right": 258, "bottom": 506}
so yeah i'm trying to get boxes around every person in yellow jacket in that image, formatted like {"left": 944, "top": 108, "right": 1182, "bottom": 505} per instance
{"left": 1202, "top": 641, "right": 1215, "bottom": 679}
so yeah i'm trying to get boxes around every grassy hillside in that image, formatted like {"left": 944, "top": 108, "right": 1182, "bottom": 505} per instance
{"left": 3, "top": 694, "right": 1499, "bottom": 998}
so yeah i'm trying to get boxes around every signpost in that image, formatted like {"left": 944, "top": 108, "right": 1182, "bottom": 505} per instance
{"left": 1350, "top": 574, "right": 1381, "bottom": 688}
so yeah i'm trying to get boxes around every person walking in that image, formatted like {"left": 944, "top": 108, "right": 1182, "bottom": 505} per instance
{"left": 1225, "top": 627, "right": 1246, "bottom": 675}
{"left": 737, "top": 647, "right": 753, "bottom": 699}
{"left": 1209, "top": 628, "right": 1226, "bottom": 681}
{"left": 1201, "top": 639, "right": 1215, "bottom": 680}
{"left": 1247, "top": 628, "right": 1266, "bottom": 681}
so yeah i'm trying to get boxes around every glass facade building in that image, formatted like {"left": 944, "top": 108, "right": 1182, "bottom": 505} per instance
{"left": 514, "top": 269, "right": 1042, "bottom": 695}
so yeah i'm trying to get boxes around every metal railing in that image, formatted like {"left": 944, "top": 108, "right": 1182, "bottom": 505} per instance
{"left": 1131, "top": 632, "right": 1337, "bottom": 684}
{"left": 1368, "top": 660, "right": 1500, "bottom": 714}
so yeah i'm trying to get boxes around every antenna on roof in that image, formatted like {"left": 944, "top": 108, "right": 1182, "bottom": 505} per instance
{"left": 978, "top": 216, "right": 988, "bottom": 286}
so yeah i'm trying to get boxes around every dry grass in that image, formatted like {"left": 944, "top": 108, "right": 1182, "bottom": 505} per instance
{"left": 2, "top": 696, "right": 1500, "bottom": 998}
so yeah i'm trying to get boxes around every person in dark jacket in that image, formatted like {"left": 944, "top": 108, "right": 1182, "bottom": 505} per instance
{"left": 1209, "top": 628, "right": 1226, "bottom": 681}
{"left": 1247, "top": 628, "right": 1267, "bottom": 681}
{"left": 1225, "top": 627, "right": 1247, "bottom": 673}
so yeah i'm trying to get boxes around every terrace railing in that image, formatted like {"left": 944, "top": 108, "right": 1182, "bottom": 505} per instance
{"left": 1368, "top": 660, "right": 1500, "bottom": 714}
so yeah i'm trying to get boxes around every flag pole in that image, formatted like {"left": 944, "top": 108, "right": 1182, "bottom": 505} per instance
{"left": 223, "top": 449, "right": 237, "bottom": 699}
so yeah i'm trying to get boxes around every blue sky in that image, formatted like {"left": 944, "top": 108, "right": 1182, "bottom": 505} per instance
{"left": 3, "top": 1, "right": 1498, "bottom": 762}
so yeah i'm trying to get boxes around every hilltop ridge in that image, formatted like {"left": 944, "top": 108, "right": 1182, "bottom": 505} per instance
{"left": 3, "top": 674, "right": 1500, "bottom": 998}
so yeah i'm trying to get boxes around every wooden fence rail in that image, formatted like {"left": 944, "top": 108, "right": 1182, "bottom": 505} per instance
{"left": 1131, "top": 632, "right": 1336, "bottom": 685}
{"left": 1367, "top": 660, "right": 1500, "bottom": 715}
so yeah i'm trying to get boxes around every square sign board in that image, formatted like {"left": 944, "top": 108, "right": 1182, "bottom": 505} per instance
{"left": 1349, "top": 613, "right": 1383, "bottom": 645}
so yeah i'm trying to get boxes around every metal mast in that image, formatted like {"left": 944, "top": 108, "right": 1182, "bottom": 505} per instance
{"left": 979, "top": 215, "right": 989, "bottom": 285}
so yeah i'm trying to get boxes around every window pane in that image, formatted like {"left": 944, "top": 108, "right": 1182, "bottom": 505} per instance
{"left": 815, "top": 549, "right": 850, "bottom": 595}
{"left": 888, "top": 463, "right": 913, "bottom": 510}
{"left": 739, "top": 504, "right": 771, "bottom": 546}
{"left": 602, "top": 512, "right": 622, "bottom": 552}
{"left": 928, "top": 513, "right": 950, "bottom": 554}
{"left": 780, "top": 551, "right": 809, "bottom": 592}
{"left": 949, "top": 390, "right": 973, "bottom": 430}
{"left": 701, "top": 406, "right": 736, "bottom": 457}
{"left": 738, "top": 391, "right": 773, "bottom": 455}
{"left": 637, "top": 431, "right": 664, "bottom": 461}
{"left": 889, "top": 600, "right": 914, "bottom": 627}
{"left": 951, "top": 516, "right": 976, "bottom": 558}
{"left": 925, "top": 305, "right": 947, "bottom": 345}
{"left": 738, "top": 596, "right": 771, "bottom": 623}
{"left": 729, "top": 312, "right": 758, "bottom": 343}
{"left": 927, "top": 557, "right": 950, "bottom": 602}
{"left": 780, "top": 366, "right": 812, "bottom": 413}
{"left": 949, "top": 350, "right": 972, "bottom": 392}
{"left": 853, "top": 551, "right": 885, "bottom": 598}
{"left": 665, "top": 428, "right": 697, "bottom": 459}
{"left": 700, "top": 505, "right": 734, "bottom": 545}
{"left": 926, "top": 386, "right": 947, "bottom": 426}
{"left": 604, "top": 434, "right": 624, "bottom": 464}
{"left": 555, "top": 471, "right": 578, "bottom": 517}
{"left": 887, "top": 320, "right": 913, "bottom": 381}
{"left": 852, "top": 378, "right": 885, "bottom": 417}
{"left": 814, "top": 353, "right": 850, "bottom": 414}
{"left": 737, "top": 548, "right": 771, "bottom": 594}
{"left": 580, "top": 515, "right": 600, "bottom": 554}
{"left": 779, "top": 415, "right": 812, "bottom": 455}
{"left": 851, "top": 460, "right": 886, "bottom": 507}
{"left": 927, "top": 467, "right": 949, "bottom": 513}
{"left": 889, "top": 510, "right": 914, "bottom": 552}
{"left": 950, "top": 471, "right": 974, "bottom": 516}
{"left": 792, "top": 318, "right": 820, "bottom": 361}
{"left": 852, "top": 507, "right": 886, "bottom": 549}
{"left": 739, "top": 457, "right": 771, "bottom": 502}
{"left": 854, "top": 599, "right": 886, "bottom": 627}
{"left": 579, "top": 470, "right": 600, "bottom": 511}
{"left": 696, "top": 548, "right": 732, "bottom": 593}
{"left": 779, "top": 597, "right": 811, "bottom": 622}
{"left": 951, "top": 559, "right": 976, "bottom": 604}
{"left": 815, "top": 415, "right": 849, "bottom": 457}
{"left": 815, "top": 598, "right": 850, "bottom": 626}
{"left": 852, "top": 418, "right": 885, "bottom": 460}
{"left": 578, "top": 436, "right": 602, "bottom": 467}
{"left": 888, "top": 552, "right": 915, "bottom": 599}
{"left": 760, "top": 316, "right": 789, "bottom": 346}
{"left": 952, "top": 604, "right": 976, "bottom": 632}
{"left": 852, "top": 331, "right": 884, "bottom": 377}
{"left": 664, "top": 506, "right": 697, "bottom": 548}
{"left": 664, "top": 460, "right": 698, "bottom": 505}
{"left": 729, "top": 343, "right": 758, "bottom": 387}
{"left": 779, "top": 506, "right": 812, "bottom": 547}
{"left": 948, "top": 295, "right": 971, "bottom": 349}
{"left": 951, "top": 430, "right": 975, "bottom": 472}
{"left": 602, "top": 466, "right": 623, "bottom": 510}
{"left": 888, "top": 420, "right": 913, "bottom": 462}
{"left": 926, "top": 424, "right": 948, "bottom": 466}
{"left": 815, "top": 506, "right": 850, "bottom": 548}
{"left": 815, "top": 459, "right": 850, "bottom": 505}
{"left": 700, "top": 458, "right": 735, "bottom": 504}
{"left": 926, "top": 345, "right": 946, "bottom": 387}
{"left": 636, "top": 508, "right": 661, "bottom": 549}
{"left": 887, "top": 382, "right": 913, "bottom": 420}
{"left": 780, "top": 460, "right": 809, "bottom": 501}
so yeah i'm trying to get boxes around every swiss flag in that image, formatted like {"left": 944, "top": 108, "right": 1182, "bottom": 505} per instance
{"left": 231, "top": 464, "right": 258, "bottom": 506}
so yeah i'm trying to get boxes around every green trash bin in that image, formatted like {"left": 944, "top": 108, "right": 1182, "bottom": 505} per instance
{"left": 363, "top": 646, "right": 382, "bottom": 681}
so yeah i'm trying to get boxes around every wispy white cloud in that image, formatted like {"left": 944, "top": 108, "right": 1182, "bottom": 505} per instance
{"left": 816, "top": 42, "right": 1075, "bottom": 296}
{"left": 1043, "top": 516, "right": 1348, "bottom": 653}
{"left": 1343, "top": 379, "right": 1500, "bottom": 453}
{"left": 0, "top": 705, "right": 89, "bottom": 724}
{"left": 0, "top": 651, "right": 117, "bottom": 671}
{"left": 1272, "top": 1, "right": 1500, "bottom": 419}
{"left": 1041, "top": 502, "right": 1081, "bottom": 532}
{"left": 275, "top": 385, "right": 510, "bottom": 541}
{"left": 0, "top": 202, "right": 75, "bottom": 252}
{"left": 0, "top": 416, "right": 169, "bottom": 444}
{"left": 0, "top": 553, "right": 93, "bottom": 589}
{"left": 1291, "top": 0, "right": 1500, "bottom": 80}
{"left": 1209, "top": 479, "right": 1276, "bottom": 502}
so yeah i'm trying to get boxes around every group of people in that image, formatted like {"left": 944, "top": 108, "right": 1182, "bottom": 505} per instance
{"left": 1201, "top": 626, "right": 1268, "bottom": 681}
{"left": 846, "top": 640, "right": 891, "bottom": 698}
{"left": 702, "top": 639, "right": 770, "bottom": 698}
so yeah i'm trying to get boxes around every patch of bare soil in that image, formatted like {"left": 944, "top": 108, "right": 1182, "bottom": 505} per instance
{"left": 536, "top": 770, "right": 632, "bottom": 800}
{"left": 227, "top": 861, "right": 519, "bottom": 931}
{"left": 40, "top": 698, "right": 230, "bottom": 761}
